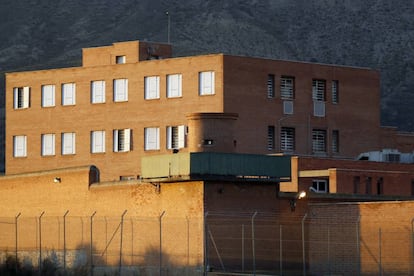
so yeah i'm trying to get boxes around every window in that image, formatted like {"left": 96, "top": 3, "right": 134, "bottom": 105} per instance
{"left": 116, "top": 55, "right": 126, "bottom": 64}
{"left": 167, "top": 125, "right": 186, "bottom": 149}
{"left": 312, "top": 129, "right": 326, "bottom": 153}
{"left": 283, "top": 100, "right": 294, "bottom": 115}
{"left": 13, "top": 87, "right": 30, "bottom": 109}
{"left": 62, "top": 83, "right": 76, "bottom": 106}
{"left": 332, "top": 80, "right": 339, "bottom": 104}
{"left": 267, "top": 126, "right": 275, "bottom": 150}
{"left": 313, "top": 79, "right": 326, "bottom": 117}
{"left": 91, "top": 80, "right": 106, "bottom": 103}
{"left": 167, "top": 74, "right": 182, "bottom": 98}
{"left": 41, "top": 85, "right": 55, "bottom": 107}
{"left": 267, "top": 74, "right": 275, "bottom": 98}
{"left": 385, "top": 153, "right": 400, "bottom": 163}
{"left": 199, "top": 71, "right": 215, "bottom": 95}
{"left": 91, "top": 130, "right": 106, "bottom": 153}
{"left": 353, "top": 176, "right": 360, "bottom": 194}
{"left": 311, "top": 179, "right": 328, "bottom": 193}
{"left": 41, "top": 134, "right": 55, "bottom": 156}
{"left": 62, "top": 132, "right": 76, "bottom": 155}
{"left": 332, "top": 130, "right": 339, "bottom": 153}
{"left": 113, "top": 129, "right": 132, "bottom": 152}
{"left": 365, "top": 177, "right": 372, "bottom": 194}
{"left": 280, "top": 127, "right": 295, "bottom": 152}
{"left": 113, "top": 79, "right": 128, "bottom": 102}
{"left": 144, "top": 76, "right": 160, "bottom": 99}
{"left": 280, "top": 76, "right": 295, "bottom": 99}
{"left": 13, "top": 135, "right": 27, "bottom": 157}
{"left": 312, "top": 79, "right": 326, "bottom": 101}
{"left": 377, "top": 177, "right": 383, "bottom": 195}
{"left": 145, "top": 127, "right": 160, "bottom": 150}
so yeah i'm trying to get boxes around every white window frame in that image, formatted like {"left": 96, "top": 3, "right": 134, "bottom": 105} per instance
{"left": 167, "top": 74, "right": 182, "bottom": 98}
{"left": 280, "top": 127, "right": 295, "bottom": 152}
{"left": 311, "top": 179, "right": 328, "bottom": 193}
{"left": 145, "top": 127, "right": 160, "bottom": 150}
{"left": 167, "top": 125, "right": 186, "bottom": 149}
{"left": 144, "top": 76, "right": 160, "bottom": 99}
{"left": 13, "top": 135, "right": 27, "bottom": 157}
{"left": 91, "top": 130, "right": 106, "bottom": 153}
{"left": 280, "top": 76, "right": 294, "bottom": 99}
{"left": 41, "top": 84, "right": 56, "bottom": 107}
{"left": 42, "top": 134, "right": 55, "bottom": 156}
{"left": 62, "top": 83, "right": 76, "bottom": 106}
{"left": 199, "top": 71, "right": 215, "bottom": 95}
{"left": 312, "top": 129, "right": 326, "bottom": 153}
{"left": 62, "top": 132, "right": 76, "bottom": 155}
{"left": 91, "top": 80, "right": 106, "bottom": 103}
{"left": 113, "top": 129, "right": 132, "bottom": 152}
{"left": 113, "top": 78, "right": 128, "bottom": 102}
{"left": 13, "top": 87, "right": 30, "bottom": 109}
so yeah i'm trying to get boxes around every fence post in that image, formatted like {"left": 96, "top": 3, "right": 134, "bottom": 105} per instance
{"left": 356, "top": 215, "right": 361, "bottom": 276}
{"left": 379, "top": 227, "right": 382, "bottom": 276}
{"left": 15, "top": 212, "right": 21, "bottom": 273}
{"left": 251, "top": 211, "right": 258, "bottom": 276}
{"left": 38, "top": 211, "right": 45, "bottom": 272}
{"left": 90, "top": 211, "right": 96, "bottom": 276}
{"left": 159, "top": 211, "right": 166, "bottom": 276}
{"left": 63, "top": 210, "right": 69, "bottom": 274}
{"left": 119, "top": 210, "right": 127, "bottom": 276}
{"left": 280, "top": 224, "right": 283, "bottom": 276}
{"left": 302, "top": 213, "right": 308, "bottom": 276}
{"left": 204, "top": 211, "right": 209, "bottom": 275}
{"left": 242, "top": 224, "right": 245, "bottom": 272}
{"left": 411, "top": 218, "right": 414, "bottom": 275}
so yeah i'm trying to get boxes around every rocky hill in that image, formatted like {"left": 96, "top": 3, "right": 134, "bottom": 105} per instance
{"left": 1, "top": 0, "right": 414, "bottom": 132}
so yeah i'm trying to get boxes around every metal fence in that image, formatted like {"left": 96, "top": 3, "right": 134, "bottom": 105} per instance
{"left": 205, "top": 212, "right": 414, "bottom": 276}
{"left": 1, "top": 211, "right": 413, "bottom": 275}
{"left": 0, "top": 212, "right": 204, "bottom": 275}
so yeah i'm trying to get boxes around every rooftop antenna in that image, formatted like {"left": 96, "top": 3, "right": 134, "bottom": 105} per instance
{"left": 166, "top": 11, "right": 170, "bottom": 44}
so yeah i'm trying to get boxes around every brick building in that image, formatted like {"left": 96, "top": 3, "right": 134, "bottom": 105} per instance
{"left": 3, "top": 40, "right": 414, "bottom": 274}
{"left": 5, "top": 40, "right": 414, "bottom": 182}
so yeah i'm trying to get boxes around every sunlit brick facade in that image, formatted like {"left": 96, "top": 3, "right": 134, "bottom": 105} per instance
{"left": 5, "top": 40, "right": 414, "bottom": 181}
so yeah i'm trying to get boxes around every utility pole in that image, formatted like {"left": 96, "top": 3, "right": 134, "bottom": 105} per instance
{"left": 166, "top": 11, "right": 170, "bottom": 44}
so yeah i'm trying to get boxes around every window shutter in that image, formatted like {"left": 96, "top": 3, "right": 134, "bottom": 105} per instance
{"left": 123, "top": 129, "right": 131, "bottom": 151}
{"left": 63, "top": 83, "right": 76, "bottom": 105}
{"left": 166, "top": 126, "right": 172, "bottom": 149}
{"left": 14, "top": 136, "right": 27, "bottom": 157}
{"left": 92, "top": 131, "right": 105, "bottom": 153}
{"left": 113, "top": 130, "right": 119, "bottom": 152}
{"left": 62, "top": 133, "right": 75, "bottom": 155}
{"left": 23, "top": 87, "right": 30, "bottom": 108}
{"left": 178, "top": 125, "right": 186, "bottom": 148}
{"left": 114, "top": 79, "right": 128, "bottom": 102}
{"left": 13, "top": 88, "right": 18, "bottom": 109}
{"left": 168, "top": 74, "right": 182, "bottom": 97}
{"left": 200, "top": 72, "right": 215, "bottom": 95}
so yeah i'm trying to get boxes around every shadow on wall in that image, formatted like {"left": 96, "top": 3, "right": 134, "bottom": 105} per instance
{"left": 0, "top": 243, "right": 202, "bottom": 276}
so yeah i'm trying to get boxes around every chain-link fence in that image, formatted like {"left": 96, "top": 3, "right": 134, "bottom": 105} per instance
{"left": 0, "top": 212, "right": 204, "bottom": 275}
{"left": 1, "top": 211, "right": 413, "bottom": 275}
{"left": 205, "top": 212, "right": 414, "bottom": 276}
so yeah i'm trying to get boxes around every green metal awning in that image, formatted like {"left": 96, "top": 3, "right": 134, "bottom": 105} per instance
{"left": 141, "top": 152, "right": 291, "bottom": 182}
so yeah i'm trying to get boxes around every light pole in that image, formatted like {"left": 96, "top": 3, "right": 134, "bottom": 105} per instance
{"left": 166, "top": 11, "right": 170, "bottom": 44}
